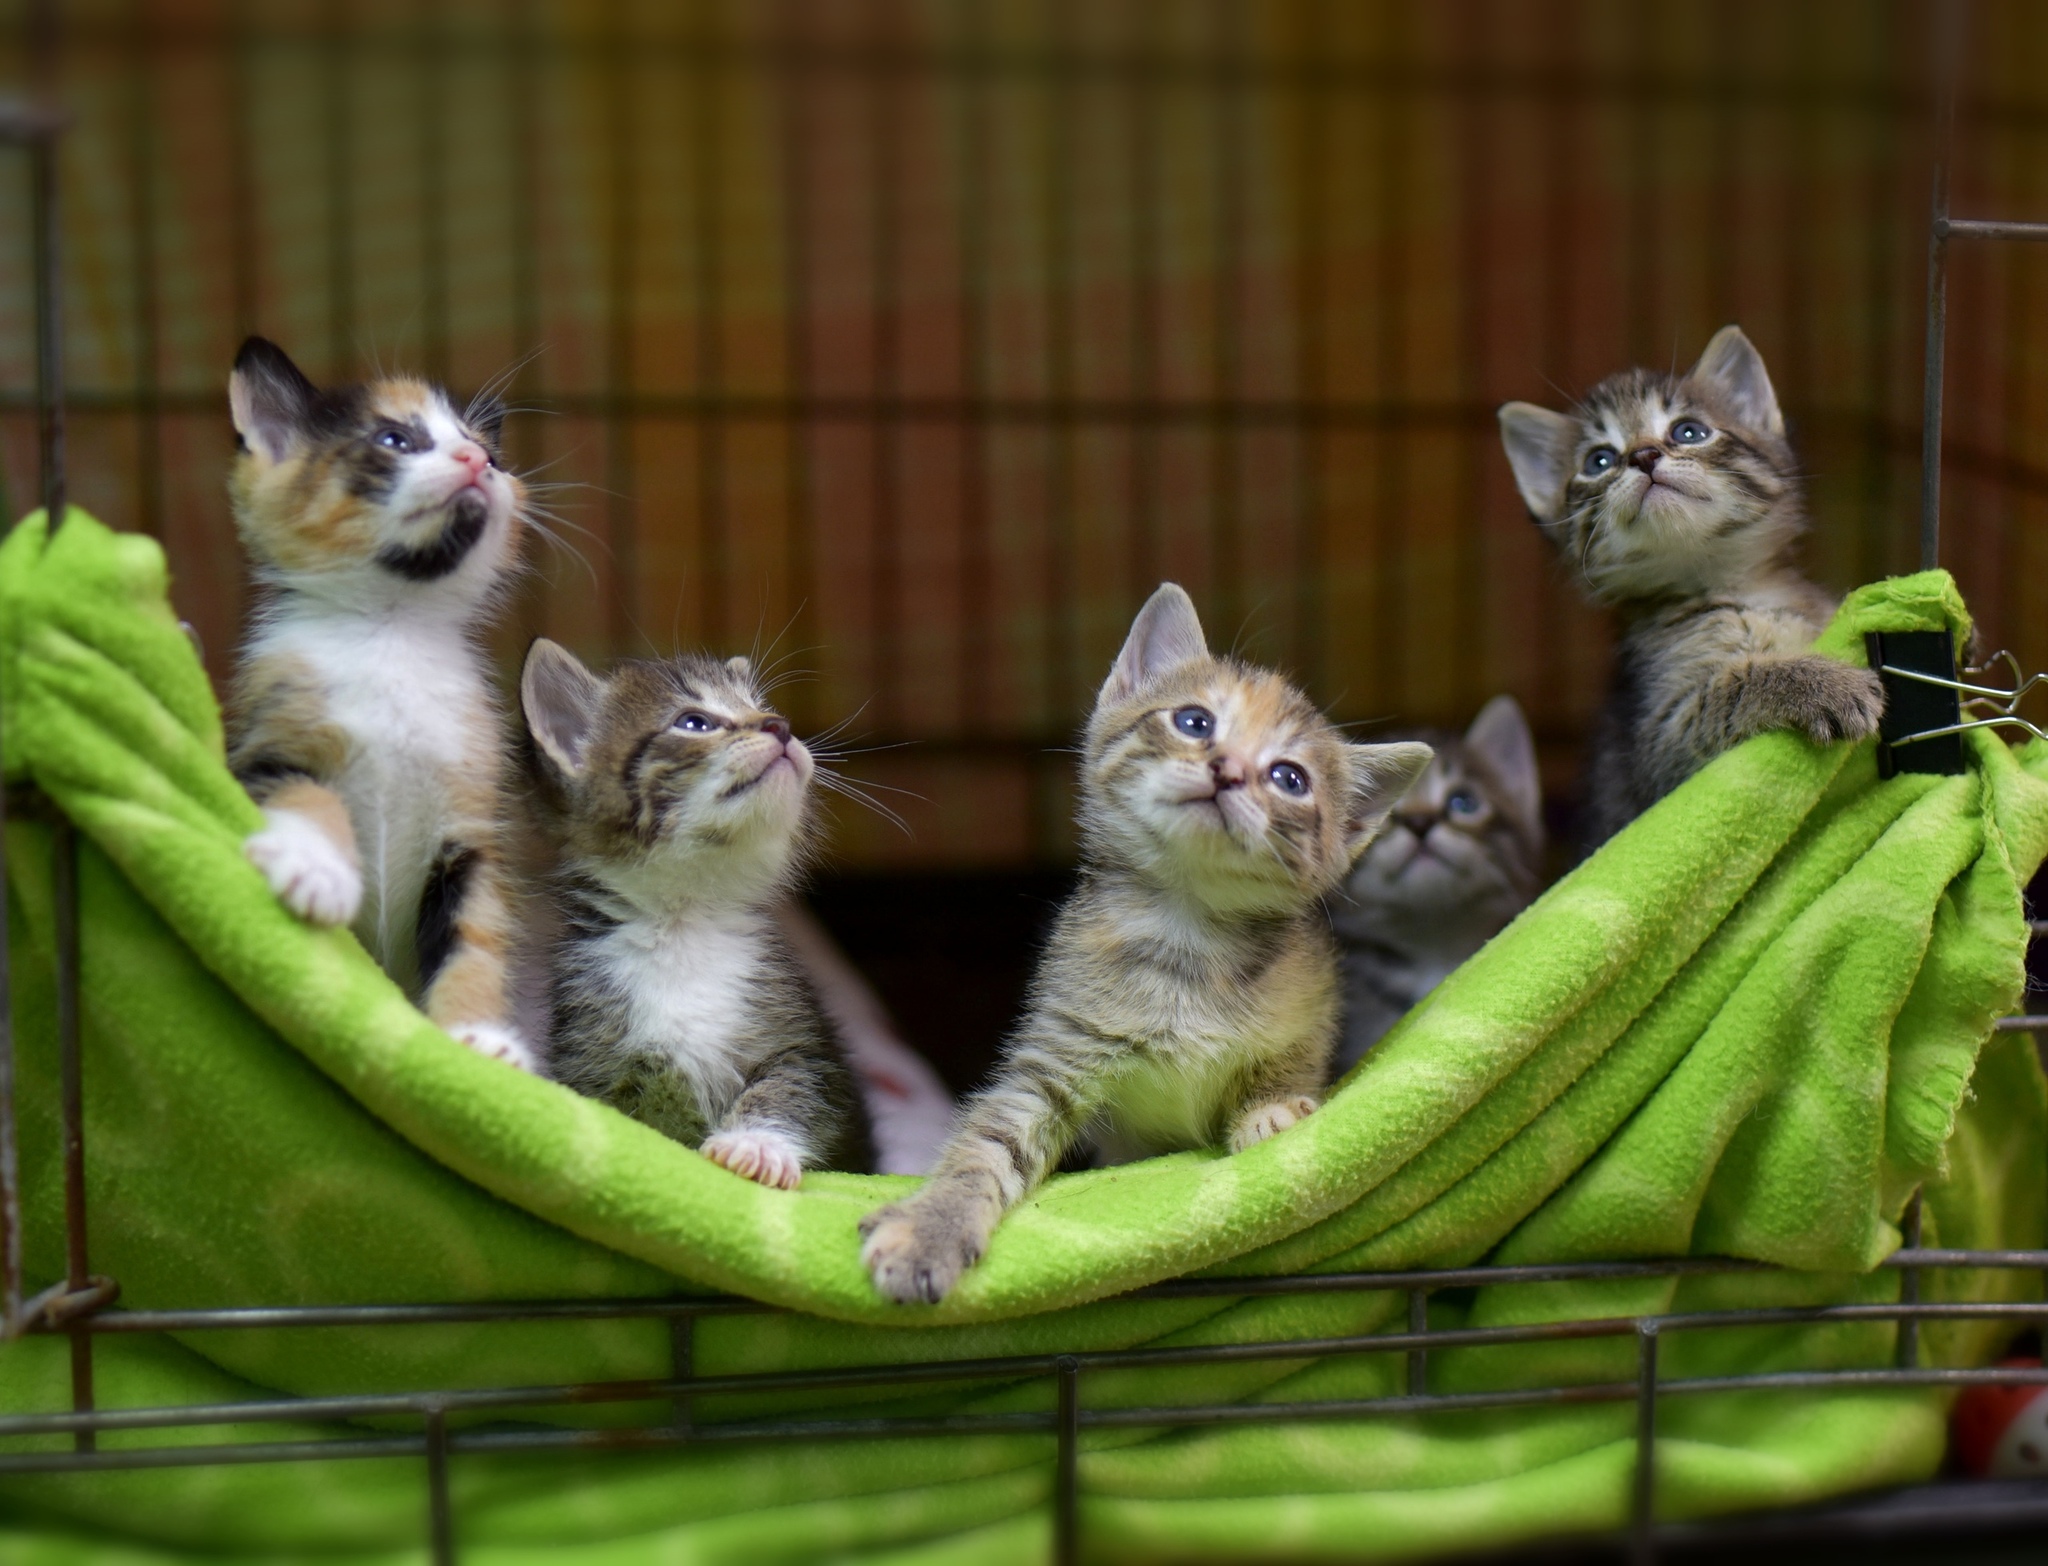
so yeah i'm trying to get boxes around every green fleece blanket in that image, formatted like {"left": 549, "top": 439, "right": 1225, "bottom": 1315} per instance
{"left": 0, "top": 509, "right": 2042, "bottom": 1565}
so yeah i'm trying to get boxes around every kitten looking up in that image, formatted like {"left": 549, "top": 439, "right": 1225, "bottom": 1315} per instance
{"left": 860, "top": 584, "right": 1431, "bottom": 1304}
{"left": 1330, "top": 696, "right": 1544, "bottom": 1076}
{"left": 225, "top": 337, "right": 533, "bottom": 1069}
{"left": 1498, "top": 326, "right": 1883, "bottom": 850}
{"left": 520, "top": 641, "right": 871, "bottom": 1187}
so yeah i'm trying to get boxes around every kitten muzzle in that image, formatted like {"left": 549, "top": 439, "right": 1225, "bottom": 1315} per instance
{"left": 375, "top": 489, "right": 489, "bottom": 582}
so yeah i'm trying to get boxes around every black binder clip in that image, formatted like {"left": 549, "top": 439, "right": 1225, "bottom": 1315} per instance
{"left": 1865, "top": 632, "right": 2048, "bottom": 779}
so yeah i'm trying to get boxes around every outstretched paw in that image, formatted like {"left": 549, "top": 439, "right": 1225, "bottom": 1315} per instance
{"left": 702, "top": 1128, "right": 805, "bottom": 1190}
{"left": 859, "top": 1196, "right": 986, "bottom": 1304}
{"left": 1230, "top": 1094, "right": 1318, "bottom": 1154}
{"left": 1801, "top": 664, "right": 1886, "bottom": 745}
{"left": 449, "top": 1021, "right": 540, "bottom": 1075}
{"left": 246, "top": 810, "right": 361, "bottom": 927}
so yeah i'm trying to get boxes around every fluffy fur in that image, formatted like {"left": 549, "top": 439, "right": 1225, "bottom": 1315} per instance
{"left": 860, "top": 584, "right": 1432, "bottom": 1303}
{"left": 1498, "top": 326, "right": 1883, "bottom": 849}
{"left": 1329, "top": 696, "right": 1544, "bottom": 1074}
{"left": 224, "top": 337, "right": 534, "bottom": 1070}
{"left": 521, "top": 640, "right": 871, "bottom": 1186}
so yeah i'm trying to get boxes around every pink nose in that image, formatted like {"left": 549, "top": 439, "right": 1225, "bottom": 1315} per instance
{"left": 451, "top": 442, "right": 488, "bottom": 477}
{"left": 1211, "top": 755, "right": 1246, "bottom": 790}
{"left": 761, "top": 716, "right": 791, "bottom": 743}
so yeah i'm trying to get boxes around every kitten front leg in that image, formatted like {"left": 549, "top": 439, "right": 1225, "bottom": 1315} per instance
{"left": 1228, "top": 1040, "right": 1330, "bottom": 1154}
{"left": 241, "top": 774, "right": 362, "bottom": 927}
{"left": 702, "top": 1037, "right": 842, "bottom": 1190}
{"left": 1729, "top": 656, "right": 1886, "bottom": 747}
{"left": 418, "top": 842, "right": 536, "bottom": 1073}
{"left": 861, "top": 1027, "right": 1097, "bottom": 1303}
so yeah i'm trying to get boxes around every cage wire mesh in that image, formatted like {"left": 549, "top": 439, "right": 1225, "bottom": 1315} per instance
{"left": 4, "top": 0, "right": 2048, "bottom": 869}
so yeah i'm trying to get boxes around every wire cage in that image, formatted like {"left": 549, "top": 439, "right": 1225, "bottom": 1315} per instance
{"left": 4, "top": 6, "right": 2048, "bottom": 1565}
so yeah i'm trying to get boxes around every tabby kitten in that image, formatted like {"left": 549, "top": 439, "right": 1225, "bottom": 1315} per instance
{"left": 861, "top": 584, "right": 1431, "bottom": 1303}
{"left": 225, "top": 337, "right": 533, "bottom": 1069}
{"left": 1498, "top": 326, "right": 1883, "bottom": 849}
{"left": 520, "top": 640, "right": 871, "bottom": 1186}
{"left": 1329, "top": 696, "right": 1544, "bottom": 1075}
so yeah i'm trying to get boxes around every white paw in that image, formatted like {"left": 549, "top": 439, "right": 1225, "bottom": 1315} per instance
{"left": 449, "top": 1021, "right": 540, "bottom": 1074}
{"left": 702, "top": 1128, "right": 805, "bottom": 1190}
{"left": 245, "top": 809, "right": 361, "bottom": 927}
{"left": 1231, "top": 1094, "right": 1318, "bottom": 1154}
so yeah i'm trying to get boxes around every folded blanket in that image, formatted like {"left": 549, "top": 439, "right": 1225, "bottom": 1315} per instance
{"left": 0, "top": 510, "right": 2040, "bottom": 1564}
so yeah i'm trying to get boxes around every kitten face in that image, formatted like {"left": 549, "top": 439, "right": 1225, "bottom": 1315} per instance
{"left": 521, "top": 641, "right": 815, "bottom": 909}
{"left": 228, "top": 337, "right": 522, "bottom": 603}
{"left": 1332, "top": 695, "right": 1543, "bottom": 938}
{"left": 1080, "top": 584, "right": 1432, "bottom": 914}
{"left": 1497, "top": 326, "right": 1799, "bottom": 604}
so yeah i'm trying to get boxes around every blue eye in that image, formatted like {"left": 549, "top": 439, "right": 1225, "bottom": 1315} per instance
{"left": 1173, "top": 706, "right": 1215, "bottom": 739}
{"left": 1446, "top": 789, "right": 1482, "bottom": 820}
{"left": 1581, "top": 445, "right": 1620, "bottom": 476}
{"left": 673, "top": 711, "right": 719, "bottom": 734}
{"left": 1267, "top": 761, "right": 1309, "bottom": 796}
{"left": 374, "top": 427, "right": 417, "bottom": 453}
{"left": 1669, "top": 419, "right": 1712, "bottom": 445}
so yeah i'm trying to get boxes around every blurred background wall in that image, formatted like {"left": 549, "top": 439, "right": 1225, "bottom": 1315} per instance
{"left": 0, "top": 0, "right": 2042, "bottom": 891}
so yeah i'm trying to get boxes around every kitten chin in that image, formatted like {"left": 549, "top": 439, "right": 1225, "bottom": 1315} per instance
{"left": 520, "top": 640, "right": 871, "bottom": 1184}
{"left": 1330, "top": 695, "right": 1544, "bottom": 1076}
{"left": 1497, "top": 326, "right": 1883, "bottom": 850}
{"left": 860, "top": 583, "right": 1431, "bottom": 1305}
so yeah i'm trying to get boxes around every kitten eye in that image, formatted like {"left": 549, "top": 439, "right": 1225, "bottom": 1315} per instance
{"left": 1446, "top": 789, "right": 1482, "bottom": 820}
{"left": 1173, "top": 706, "right": 1215, "bottom": 740}
{"left": 1582, "top": 445, "right": 1620, "bottom": 476}
{"left": 374, "top": 426, "right": 418, "bottom": 454}
{"left": 1267, "top": 761, "right": 1310, "bottom": 797}
{"left": 1669, "top": 419, "right": 1712, "bottom": 445}
{"left": 672, "top": 711, "right": 721, "bottom": 734}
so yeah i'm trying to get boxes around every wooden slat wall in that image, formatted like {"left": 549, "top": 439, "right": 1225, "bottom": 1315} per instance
{"left": 2, "top": 0, "right": 2044, "bottom": 868}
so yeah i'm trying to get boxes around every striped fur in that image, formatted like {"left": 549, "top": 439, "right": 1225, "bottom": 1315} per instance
{"left": 861, "top": 584, "right": 1432, "bottom": 1303}
{"left": 1498, "top": 326, "right": 1883, "bottom": 850}
{"left": 224, "top": 337, "right": 535, "bottom": 1071}
{"left": 520, "top": 641, "right": 871, "bottom": 1186}
{"left": 1330, "top": 696, "right": 1544, "bottom": 1074}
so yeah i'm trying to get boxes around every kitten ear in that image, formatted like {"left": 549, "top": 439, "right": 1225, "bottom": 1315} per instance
{"left": 727, "top": 655, "right": 752, "bottom": 679}
{"left": 1103, "top": 583, "right": 1208, "bottom": 703}
{"left": 1497, "top": 403, "right": 1579, "bottom": 524}
{"left": 229, "top": 337, "right": 319, "bottom": 463}
{"left": 1687, "top": 325, "right": 1783, "bottom": 437}
{"left": 520, "top": 638, "right": 606, "bottom": 779}
{"left": 1464, "top": 695, "right": 1542, "bottom": 840}
{"left": 1345, "top": 741, "right": 1435, "bottom": 858}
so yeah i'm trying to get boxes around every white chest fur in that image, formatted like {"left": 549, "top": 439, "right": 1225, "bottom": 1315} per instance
{"left": 590, "top": 911, "right": 768, "bottom": 1119}
{"left": 255, "top": 611, "right": 494, "bottom": 980}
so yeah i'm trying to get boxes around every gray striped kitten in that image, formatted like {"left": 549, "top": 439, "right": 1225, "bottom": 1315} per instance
{"left": 519, "top": 640, "right": 871, "bottom": 1187}
{"left": 1498, "top": 326, "right": 1883, "bottom": 850}
{"left": 861, "top": 584, "right": 1432, "bottom": 1304}
{"left": 1330, "top": 696, "right": 1544, "bottom": 1076}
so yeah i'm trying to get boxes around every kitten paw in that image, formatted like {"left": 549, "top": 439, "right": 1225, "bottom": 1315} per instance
{"left": 702, "top": 1128, "right": 805, "bottom": 1190}
{"left": 859, "top": 1198, "right": 985, "bottom": 1304}
{"left": 1800, "top": 664, "right": 1886, "bottom": 745}
{"left": 245, "top": 810, "right": 361, "bottom": 927}
{"left": 449, "top": 1021, "right": 540, "bottom": 1074}
{"left": 1231, "top": 1094, "right": 1319, "bottom": 1153}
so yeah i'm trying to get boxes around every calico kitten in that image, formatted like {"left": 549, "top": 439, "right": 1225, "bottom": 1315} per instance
{"left": 225, "top": 337, "right": 534, "bottom": 1069}
{"left": 860, "top": 584, "right": 1431, "bottom": 1303}
{"left": 1329, "top": 696, "right": 1544, "bottom": 1075}
{"left": 520, "top": 640, "right": 871, "bottom": 1186}
{"left": 1498, "top": 326, "right": 1884, "bottom": 849}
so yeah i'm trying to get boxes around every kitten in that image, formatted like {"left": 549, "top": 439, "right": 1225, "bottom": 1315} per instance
{"left": 224, "top": 337, "right": 534, "bottom": 1069}
{"left": 1497, "top": 326, "right": 1884, "bottom": 850}
{"left": 860, "top": 584, "right": 1431, "bottom": 1303}
{"left": 1329, "top": 696, "right": 1544, "bottom": 1075}
{"left": 519, "top": 639, "right": 872, "bottom": 1187}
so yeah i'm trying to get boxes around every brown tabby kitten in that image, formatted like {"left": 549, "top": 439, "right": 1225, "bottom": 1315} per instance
{"left": 861, "top": 584, "right": 1432, "bottom": 1303}
{"left": 225, "top": 337, "right": 533, "bottom": 1069}
{"left": 520, "top": 640, "right": 871, "bottom": 1186}
{"left": 1329, "top": 696, "right": 1544, "bottom": 1075}
{"left": 1498, "top": 326, "right": 1883, "bottom": 849}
